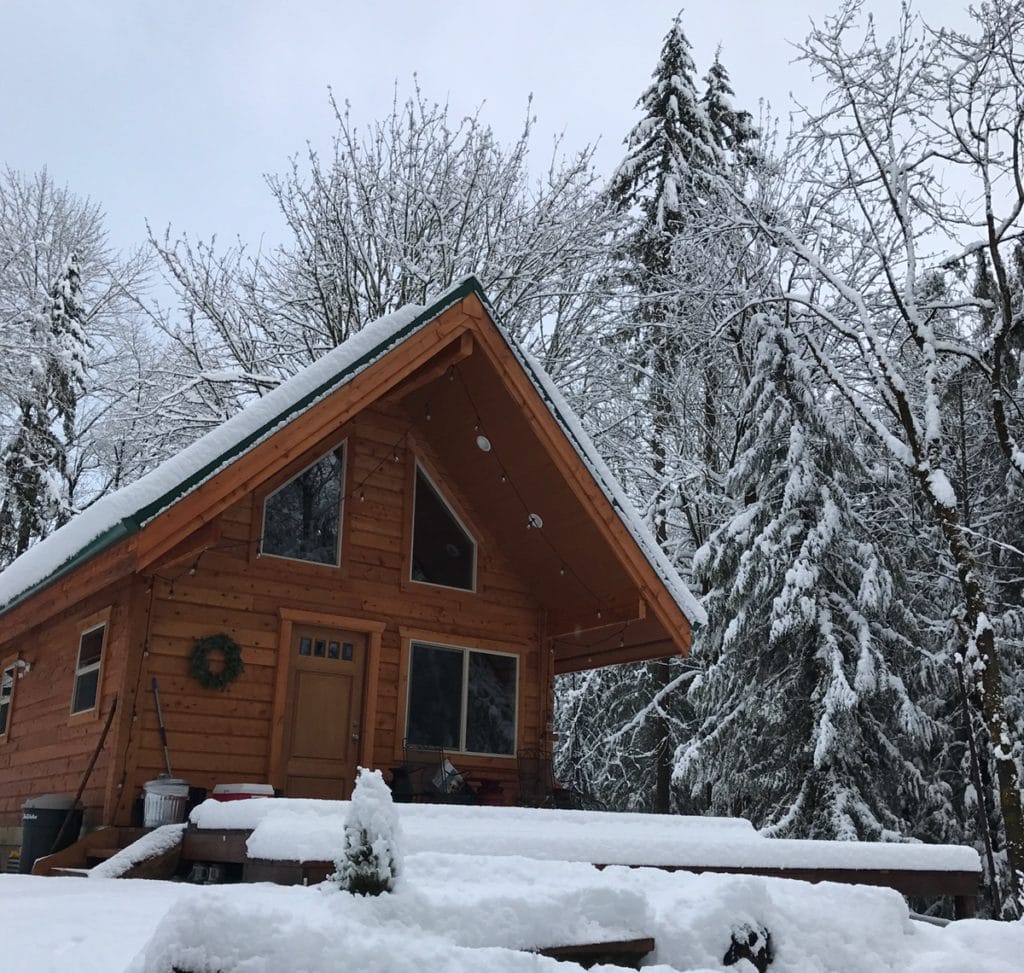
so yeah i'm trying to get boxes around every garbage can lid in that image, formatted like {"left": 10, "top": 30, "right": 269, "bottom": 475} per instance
{"left": 144, "top": 778, "right": 190, "bottom": 795}
{"left": 22, "top": 794, "right": 79, "bottom": 811}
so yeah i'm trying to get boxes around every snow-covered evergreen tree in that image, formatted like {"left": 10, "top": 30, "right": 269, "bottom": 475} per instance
{"left": 701, "top": 51, "right": 758, "bottom": 163}
{"left": 0, "top": 169, "right": 154, "bottom": 563}
{"left": 0, "top": 254, "right": 89, "bottom": 557}
{"left": 556, "top": 15, "right": 761, "bottom": 814}
{"left": 677, "top": 324, "right": 946, "bottom": 840}
{"left": 333, "top": 768, "right": 401, "bottom": 896}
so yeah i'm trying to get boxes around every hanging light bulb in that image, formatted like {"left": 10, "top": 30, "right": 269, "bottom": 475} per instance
{"left": 526, "top": 513, "right": 544, "bottom": 530}
{"left": 476, "top": 434, "right": 492, "bottom": 452}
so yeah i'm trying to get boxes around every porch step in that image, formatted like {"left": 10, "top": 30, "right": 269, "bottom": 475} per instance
{"left": 32, "top": 827, "right": 151, "bottom": 877}
{"left": 535, "top": 937, "right": 656, "bottom": 970}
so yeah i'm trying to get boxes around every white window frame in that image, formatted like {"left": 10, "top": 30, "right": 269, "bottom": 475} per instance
{"left": 260, "top": 441, "right": 347, "bottom": 567}
{"left": 409, "top": 462, "right": 478, "bottom": 593}
{"left": 0, "top": 659, "right": 15, "bottom": 739}
{"left": 405, "top": 639, "right": 518, "bottom": 757}
{"left": 71, "top": 622, "right": 105, "bottom": 715}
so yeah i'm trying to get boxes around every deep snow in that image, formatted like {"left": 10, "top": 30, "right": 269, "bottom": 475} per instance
{"left": 0, "top": 852, "right": 1018, "bottom": 973}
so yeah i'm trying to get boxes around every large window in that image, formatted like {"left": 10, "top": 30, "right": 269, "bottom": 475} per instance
{"left": 405, "top": 641, "right": 517, "bottom": 756}
{"left": 410, "top": 466, "right": 475, "bottom": 590}
{"left": 72, "top": 624, "right": 105, "bottom": 714}
{"left": 0, "top": 662, "right": 14, "bottom": 736}
{"left": 261, "top": 444, "right": 345, "bottom": 566}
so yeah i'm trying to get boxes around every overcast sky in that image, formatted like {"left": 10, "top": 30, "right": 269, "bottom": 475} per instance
{"left": 1, "top": 1, "right": 972, "bottom": 261}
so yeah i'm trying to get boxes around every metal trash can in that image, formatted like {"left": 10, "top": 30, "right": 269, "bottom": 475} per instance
{"left": 20, "top": 794, "right": 82, "bottom": 874}
{"left": 143, "top": 777, "right": 190, "bottom": 827}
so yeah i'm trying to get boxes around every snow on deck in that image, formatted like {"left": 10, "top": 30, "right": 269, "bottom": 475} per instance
{"left": 189, "top": 799, "right": 980, "bottom": 873}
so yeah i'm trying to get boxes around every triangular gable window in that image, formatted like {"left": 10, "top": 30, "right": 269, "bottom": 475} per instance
{"left": 261, "top": 444, "right": 345, "bottom": 566}
{"left": 411, "top": 466, "right": 476, "bottom": 591}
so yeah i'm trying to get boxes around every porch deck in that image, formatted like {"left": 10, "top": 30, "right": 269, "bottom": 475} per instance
{"left": 119, "top": 800, "right": 982, "bottom": 918}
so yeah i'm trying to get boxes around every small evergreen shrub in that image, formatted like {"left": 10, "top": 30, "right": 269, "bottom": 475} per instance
{"left": 333, "top": 767, "right": 402, "bottom": 895}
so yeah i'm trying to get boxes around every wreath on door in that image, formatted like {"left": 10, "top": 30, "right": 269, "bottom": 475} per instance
{"left": 190, "top": 633, "right": 245, "bottom": 691}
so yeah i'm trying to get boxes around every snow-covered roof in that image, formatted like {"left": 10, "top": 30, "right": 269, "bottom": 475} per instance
{"left": 0, "top": 277, "right": 704, "bottom": 627}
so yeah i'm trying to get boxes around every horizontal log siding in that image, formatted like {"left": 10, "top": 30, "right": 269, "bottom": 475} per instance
{"left": 0, "top": 579, "right": 131, "bottom": 828}
{"left": 123, "top": 403, "right": 541, "bottom": 811}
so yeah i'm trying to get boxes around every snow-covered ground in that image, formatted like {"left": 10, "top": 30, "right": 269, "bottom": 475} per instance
{"left": 1, "top": 852, "right": 1020, "bottom": 972}
{"left": 0, "top": 799, "right": 1010, "bottom": 971}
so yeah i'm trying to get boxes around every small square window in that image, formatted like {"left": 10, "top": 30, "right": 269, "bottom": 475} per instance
{"left": 327, "top": 641, "right": 341, "bottom": 660}
{"left": 299, "top": 638, "right": 312, "bottom": 657}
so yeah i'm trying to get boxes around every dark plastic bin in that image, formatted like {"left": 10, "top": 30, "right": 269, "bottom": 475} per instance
{"left": 20, "top": 794, "right": 82, "bottom": 874}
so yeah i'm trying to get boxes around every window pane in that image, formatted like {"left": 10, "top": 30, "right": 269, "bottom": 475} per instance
{"left": 411, "top": 471, "right": 474, "bottom": 590}
{"left": 466, "top": 652, "right": 516, "bottom": 755}
{"left": 78, "top": 627, "right": 104, "bottom": 668}
{"left": 406, "top": 643, "right": 463, "bottom": 749}
{"left": 73, "top": 669, "right": 99, "bottom": 713}
{"left": 262, "top": 446, "right": 344, "bottom": 565}
{"left": 0, "top": 670, "right": 10, "bottom": 734}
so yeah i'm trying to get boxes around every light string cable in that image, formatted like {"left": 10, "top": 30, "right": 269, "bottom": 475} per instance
{"left": 449, "top": 364, "right": 610, "bottom": 619}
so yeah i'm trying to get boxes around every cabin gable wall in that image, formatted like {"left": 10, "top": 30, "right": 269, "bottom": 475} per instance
{"left": 121, "top": 399, "right": 544, "bottom": 814}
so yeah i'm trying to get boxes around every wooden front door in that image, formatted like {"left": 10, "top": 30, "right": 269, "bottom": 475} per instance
{"left": 284, "top": 626, "right": 367, "bottom": 799}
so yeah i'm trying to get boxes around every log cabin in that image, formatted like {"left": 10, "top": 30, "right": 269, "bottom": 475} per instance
{"left": 0, "top": 277, "right": 703, "bottom": 846}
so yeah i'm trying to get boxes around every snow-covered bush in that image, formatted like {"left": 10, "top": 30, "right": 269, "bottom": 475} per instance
{"left": 333, "top": 768, "right": 402, "bottom": 895}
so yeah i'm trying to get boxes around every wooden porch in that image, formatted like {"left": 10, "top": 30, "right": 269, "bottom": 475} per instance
{"left": 31, "top": 811, "right": 981, "bottom": 919}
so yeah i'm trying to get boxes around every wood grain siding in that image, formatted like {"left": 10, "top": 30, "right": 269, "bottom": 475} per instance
{"left": 118, "top": 401, "right": 542, "bottom": 815}
{"left": 0, "top": 579, "right": 130, "bottom": 828}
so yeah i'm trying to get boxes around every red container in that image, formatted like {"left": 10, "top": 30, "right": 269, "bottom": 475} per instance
{"left": 211, "top": 783, "right": 275, "bottom": 802}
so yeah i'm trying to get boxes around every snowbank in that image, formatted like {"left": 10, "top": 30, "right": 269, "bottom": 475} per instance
{"left": 0, "top": 853, "right": 1017, "bottom": 973}
{"left": 190, "top": 798, "right": 980, "bottom": 873}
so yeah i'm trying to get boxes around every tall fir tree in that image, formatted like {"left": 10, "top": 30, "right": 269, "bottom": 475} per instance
{"left": 677, "top": 323, "right": 948, "bottom": 840}
{"left": 557, "top": 16, "right": 759, "bottom": 813}
{"left": 0, "top": 254, "right": 89, "bottom": 558}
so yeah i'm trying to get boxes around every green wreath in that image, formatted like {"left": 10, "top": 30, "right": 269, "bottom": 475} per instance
{"left": 190, "top": 633, "right": 245, "bottom": 691}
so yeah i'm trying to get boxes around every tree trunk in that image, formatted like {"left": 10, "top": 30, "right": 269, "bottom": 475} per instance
{"left": 929, "top": 482, "right": 1024, "bottom": 913}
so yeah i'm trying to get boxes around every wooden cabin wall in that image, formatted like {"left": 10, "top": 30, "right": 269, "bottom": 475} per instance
{"left": 120, "top": 400, "right": 544, "bottom": 814}
{"left": 0, "top": 577, "right": 133, "bottom": 829}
